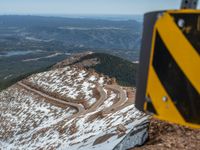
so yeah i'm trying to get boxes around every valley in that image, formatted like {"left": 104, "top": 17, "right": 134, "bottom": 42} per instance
{"left": 0, "top": 15, "right": 142, "bottom": 91}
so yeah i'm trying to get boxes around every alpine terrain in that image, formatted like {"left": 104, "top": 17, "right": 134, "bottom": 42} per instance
{"left": 0, "top": 52, "right": 149, "bottom": 150}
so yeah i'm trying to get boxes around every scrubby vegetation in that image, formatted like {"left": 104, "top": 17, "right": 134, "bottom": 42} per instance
{"left": 0, "top": 66, "right": 52, "bottom": 91}
{"left": 75, "top": 53, "right": 138, "bottom": 87}
{"left": 0, "top": 52, "right": 138, "bottom": 91}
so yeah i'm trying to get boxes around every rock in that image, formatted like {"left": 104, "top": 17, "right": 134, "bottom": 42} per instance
{"left": 117, "top": 124, "right": 127, "bottom": 133}
{"left": 114, "top": 121, "right": 149, "bottom": 150}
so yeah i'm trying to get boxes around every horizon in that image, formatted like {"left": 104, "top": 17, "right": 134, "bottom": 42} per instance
{"left": 0, "top": 0, "right": 186, "bottom": 15}
{"left": 0, "top": 14, "right": 145, "bottom": 22}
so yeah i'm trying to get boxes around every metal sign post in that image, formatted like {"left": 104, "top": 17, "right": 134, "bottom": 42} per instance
{"left": 181, "top": 0, "right": 198, "bottom": 9}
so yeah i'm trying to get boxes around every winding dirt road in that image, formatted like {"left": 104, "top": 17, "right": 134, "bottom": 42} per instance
{"left": 17, "top": 81, "right": 129, "bottom": 119}
{"left": 17, "top": 81, "right": 85, "bottom": 113}
{"left": 84, "top": 86, "right": 107, "bottom": 114}
{"left": 105, "top": 85, "right": 127, "bottom": 109}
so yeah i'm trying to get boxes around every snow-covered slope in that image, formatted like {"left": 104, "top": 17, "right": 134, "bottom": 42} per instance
{"left": 0, "top": 65, "right": 149, "bottom": 150}
{"left": 25, "top": 66, "right": 105, "bottom": 108}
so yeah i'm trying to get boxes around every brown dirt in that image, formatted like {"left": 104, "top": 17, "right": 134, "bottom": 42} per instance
{"left": 22, "top": 80, "right": 75, "bottom": 104}
{"left": 52, "top": 52, "right": 92, "bottom": 69}
{"left": 116, "top": 124, "right": 127, "bottom": 138}
{"left": 86, "top": 110, "right": 106, "bottom": 123}
{"left": 132, "top": 118, "right": 200, "bottom": 150}
{"left": 93, "top": 133, "right": 116, "bottom": 145}
{"left": 79, "top": 99, "right": 89, "bottom": 109}
{"left": 69, "top": 121, "right": 78, "bottom": 135}
{"left": 92, "top": 88, "right": 101, "bottom": 102}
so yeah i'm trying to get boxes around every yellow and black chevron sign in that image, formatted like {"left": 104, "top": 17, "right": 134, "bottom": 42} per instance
{"left": 146, "top": 10, "right": 200, "bottom": 128}
{"left": 136, "top": 10, "right": 200, "bottom": 129}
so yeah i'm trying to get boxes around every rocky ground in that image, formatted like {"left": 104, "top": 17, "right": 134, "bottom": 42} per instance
{"left": 0, "top": 58, "right": 149, "bottom": 149}
{"left": 133, "top": 118, "right": 200, "bottom": 150}
{"left": 1, "top": 52, "right": 199, "bottom": 150}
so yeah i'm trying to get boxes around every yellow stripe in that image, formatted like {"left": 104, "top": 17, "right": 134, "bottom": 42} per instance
{"left": 156, "top": 13, "right": 200, "bottom": 93}
{"left": 147, "top": 67, "right": 185, "bottom": 123}
{"left": 147, "top": 67, "right": 200, "bottom": 128}
{"left": 167, "top": 9, "right": 200, "bottom": 14}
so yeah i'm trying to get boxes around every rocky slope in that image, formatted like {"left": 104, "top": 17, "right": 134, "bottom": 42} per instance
{"left": 133, "top": 119, "right": 200, "bottom": 150}
{"left": 53, "top": 52, "right": 138, "bottom": 87}
{"left": 0, "top": 52, "right": 149, "bottom": 149}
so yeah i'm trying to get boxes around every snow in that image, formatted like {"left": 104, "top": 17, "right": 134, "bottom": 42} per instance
{"left": 98, "top": 91, "right": 117, "bottom": 111}
{"left": 88, "top": 98, "right": 97, "bottom": 106}
{"left": 0, "top": 88, "right": 147, "bottom": 150}
{"left": 89, "top": 75, "right": 97, "bottom": 81}
{"left": 0, "top": 66, "right": 148, "bottom": 150}
{"left": 58, "top": 104, "right": 148, "bottom": 150}
{"left": 0, "top": 86, "right": 77, "bottom": 149}
{"left": 98, "top": 77, "right": 104, "bottom": 85}
{"left": 26, "top": 66, "right": 102, "bottom": 107}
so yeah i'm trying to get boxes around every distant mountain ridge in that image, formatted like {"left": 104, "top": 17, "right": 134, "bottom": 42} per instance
{"left": 0, "top": 15, "right": 141, "bottom": 55}
{"left": 54, "top": 52, "right": 138, "bottom": 87}
{"left": 0, "top": 52, "right": 138, "bottom": 91}
{"left": 0, "top": 15, "right": 142, "bottom": 91}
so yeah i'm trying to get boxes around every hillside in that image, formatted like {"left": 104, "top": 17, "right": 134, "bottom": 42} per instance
{"left": 1, "top": 52, "right": 199, "bottom": 149}
{"left": 0, "top": 52, "right": 149, "bottom": 149}
{"left": 0, "top": 15, "right": 142, "bottom": 92}
{"left": 133, "top": 118, "right": 200, "bottom": 150}
{"left": 0, "top": 52, "right": 137, "bottom": 91}
{"left": 54, "top": 52, "right": 138, "bottom": 87}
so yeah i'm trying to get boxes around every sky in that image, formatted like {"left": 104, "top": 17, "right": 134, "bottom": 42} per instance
{"left": 0, "top": 0, "right": 198, "bottom": 15}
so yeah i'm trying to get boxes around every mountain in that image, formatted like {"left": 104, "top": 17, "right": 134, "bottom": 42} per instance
{"left": 0, "top": 15, "right": 141, "bottom": 56}
{"left": 0, "top": 52, "right": 138, "bottom": 91}
{"left": 0, "top": 52, "right": 149, "bottom": 149}
{"left": 0, "top": 15, "right": 142, "bottom": 91}
{"left": 54, "top": 52, "right": 138, "bottom": 87}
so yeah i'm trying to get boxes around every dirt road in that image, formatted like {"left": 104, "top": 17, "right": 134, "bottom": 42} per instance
{"left": 17, "top": 81, "right": 85, "bottom": 113}
{"left": 17, "top": 82, "right": 129, "bottom": 119}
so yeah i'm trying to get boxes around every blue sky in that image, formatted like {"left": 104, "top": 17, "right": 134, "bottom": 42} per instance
{"left": 0, "top": 0, "right": 196, "bottom": 15}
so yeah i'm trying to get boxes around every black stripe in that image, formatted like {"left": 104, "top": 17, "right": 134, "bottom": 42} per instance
{"left": 152, "top": 31, "right": 200, "bottom": 124}
{"left": 172, "top": 13, "right": 200, "bottom": 55}
{"left": 146, "top": 94, "right": 158, "bottom": 115}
